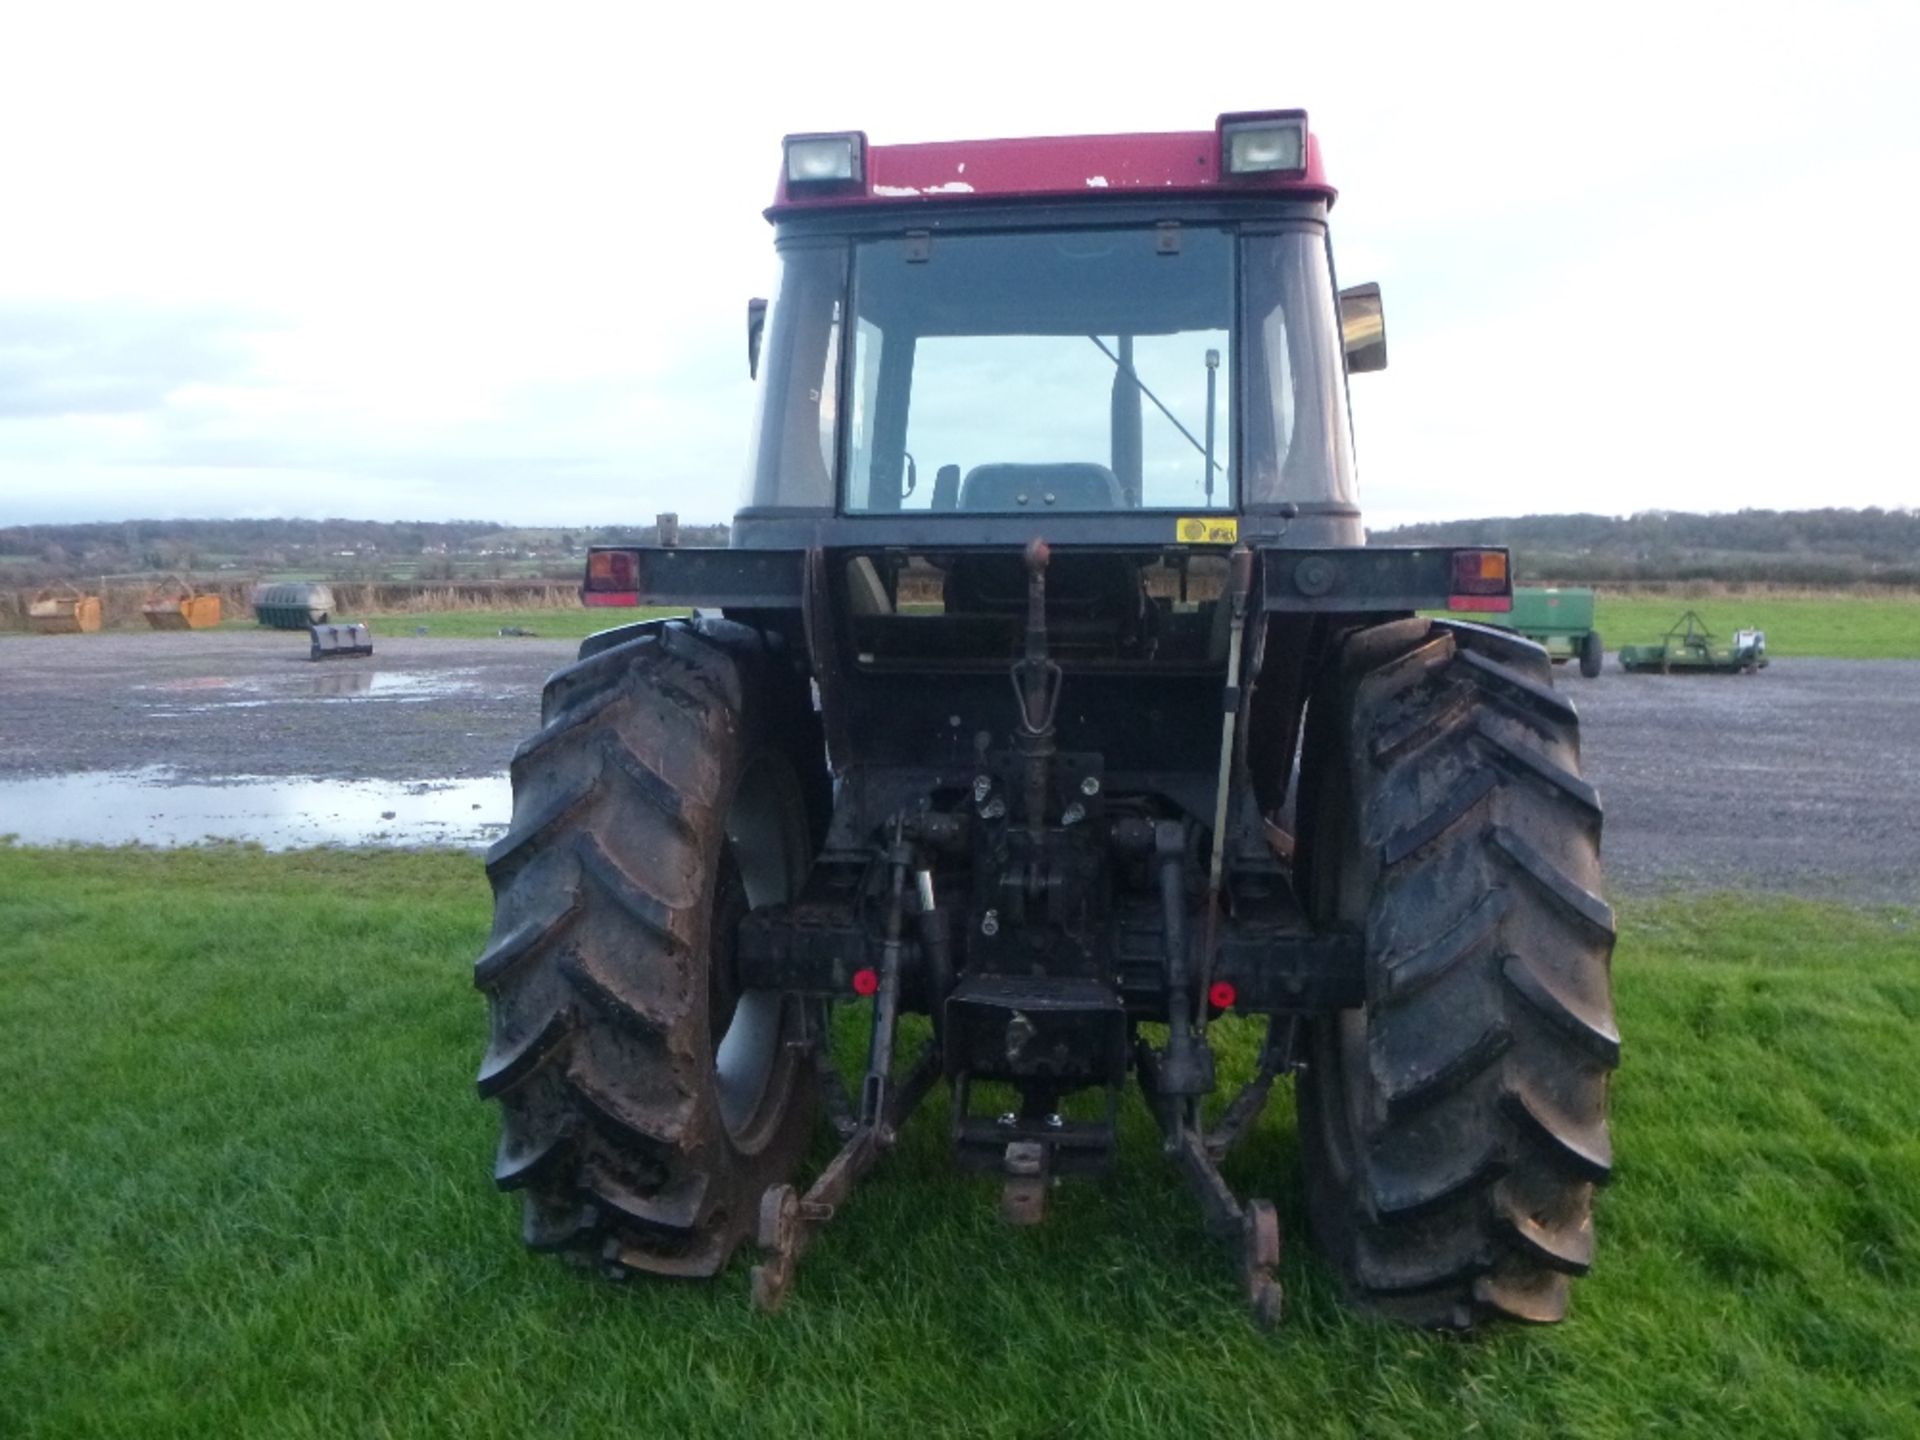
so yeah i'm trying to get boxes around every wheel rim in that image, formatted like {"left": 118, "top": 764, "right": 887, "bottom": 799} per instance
{"left": 711, "top": 753, "right": 810, "bottom": 1151}
{"left": 1311, "top": 1008, "right": 1370, "bottom": 1195}
{"left": 715, "top": 991, "right": 788, "bottom": 1141}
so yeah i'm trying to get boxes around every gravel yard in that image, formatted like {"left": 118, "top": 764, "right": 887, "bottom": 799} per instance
{"left": 2, "top": 629, "right": 1915, "bottom": 899}
{"left": 1572, "top": 656, "right": 1920, "bottom": 902}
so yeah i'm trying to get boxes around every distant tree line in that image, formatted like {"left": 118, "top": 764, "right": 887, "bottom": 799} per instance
{"left": 1370, "top": 508, "right": 1920, "bottom": 587}
{"left": 0, "top": 517, "right": 731, "bottom": 587}
{"left": 7, "top": 508, "right": 1915, "bottom": 589}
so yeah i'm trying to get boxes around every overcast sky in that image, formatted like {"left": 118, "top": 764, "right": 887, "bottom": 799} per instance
{"left": 2, "top": 0, "right": 1914, "bottom": 529}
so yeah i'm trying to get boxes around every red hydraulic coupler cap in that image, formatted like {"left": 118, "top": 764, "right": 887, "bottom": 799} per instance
{"left": 1208, "top": 981, "right": 1237, "bottom": 1012}
{"left": 851, "top": 967, "right": 880, "bottom": 997}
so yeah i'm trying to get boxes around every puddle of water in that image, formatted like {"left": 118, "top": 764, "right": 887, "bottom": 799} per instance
{"left": 0, "top": 767, "right": 510, "bottom": 849}
{"left": 363, "top": 670, "right": 481, "bottom": 701}
{"left": 150, "top": 676, "right": 244, "bottom": 693}
{"left": 142, "top": 669, "right": 483, "bottom": 707}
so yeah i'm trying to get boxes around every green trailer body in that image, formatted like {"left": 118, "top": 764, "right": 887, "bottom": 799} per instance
{"left": 1471, "top": 586, "right": 1605, "bottom": 677}
{"left": 1507, "top": 587, "right": 1594, "bottom": 648}
{"left": 1618, "top": 610, "right": 1767, "bottom": 674}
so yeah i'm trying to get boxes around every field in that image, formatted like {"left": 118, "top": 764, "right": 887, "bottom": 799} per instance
{"left": 240, "top": 590, "right": 1920, "bottom": 659}
{"left": 262, "top": 591, "right": 1920, "bottom": 654}
{"left": 332, "top": 605, "right": 684, "bottom": 640}
{"left": 4, "top": 845, "right": 1917, "bottom": 1438}
{"left": 214, "top": 605, "right": 680, "bottom": 640}
{"left": 1436, "top": 591, "right": 1920, "bottom": 661}
{"left": 18, "top": 580, "right": 1918, "bottom": 658}
{"left": 1589, "top": 592, "right": 1920, "bottom": 660}
{"left": 1430, "top": 591, "right": 1920, "bottom": 661}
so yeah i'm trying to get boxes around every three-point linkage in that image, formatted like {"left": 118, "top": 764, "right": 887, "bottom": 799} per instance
{"left": 751, "top": 816, "right": 940, "bottom": 1312}
{"left": 1129, "top": 544, "right": 1287, "bottom": 1325}
{"left": 752, "top": 539, "right": 1291, "bottom": 1326}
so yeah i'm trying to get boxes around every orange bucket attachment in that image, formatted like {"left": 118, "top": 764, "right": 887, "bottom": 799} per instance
{"left": 142, "top": 576, "right": 223, "bottom": 630}
{"left": 27, "top": 583, "right": 104, "bottom": 634}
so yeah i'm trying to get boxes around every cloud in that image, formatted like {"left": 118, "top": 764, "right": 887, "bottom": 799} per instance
{"left": 0, "top": 302, "right": 273, "bottom": 420}
{"left": 0, "top": 0, "right": 1913, "bottom": 526}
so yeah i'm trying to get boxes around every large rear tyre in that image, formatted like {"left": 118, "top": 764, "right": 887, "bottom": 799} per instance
{"left": 1295, "top": 619, "right": 1618, "bottom": 1329}
{"left": 475, "top": 618, "right": 822, "bottom": 1278}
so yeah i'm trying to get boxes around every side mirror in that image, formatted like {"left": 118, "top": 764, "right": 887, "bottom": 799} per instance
{"left": 747, "top": 297, "right": 768, "bottom": 378}
{"left": 1339, "top": 282, "right": 1387, "bottom": 373}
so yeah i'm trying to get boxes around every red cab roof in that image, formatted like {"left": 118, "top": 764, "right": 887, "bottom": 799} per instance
{"left": 769, "top": 113, "right": 1334, "bottom": 215}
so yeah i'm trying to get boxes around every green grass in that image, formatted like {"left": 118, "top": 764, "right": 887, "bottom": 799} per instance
{"left": 43, "top": 583, "right": 1918, "bottom": 658}
{"left": 213, "top": 607, "right": 685, "bottom": 640}
{"left": 310, "top": 593, "right": 1920, "bottom": 656}
{"left": 1590, "top": 593, "right": 1920, "bottom": 660}
{"left": 346, "top": 606, "right": 683, "bottom": 640}
{"left": 4, "top": 847, "right": 1918, "bottom": 1437}
{"left": 1436, "top": 592, "right": 1920, "bottom": 660}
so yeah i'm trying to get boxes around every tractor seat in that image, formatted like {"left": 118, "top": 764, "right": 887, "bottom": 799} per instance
{"left": 959, "top": 463, "right": 1124, "bottom": 511}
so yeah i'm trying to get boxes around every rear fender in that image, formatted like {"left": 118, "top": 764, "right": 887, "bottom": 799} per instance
{"left": 577, "top": 616, "right": 678, "bottom": 662}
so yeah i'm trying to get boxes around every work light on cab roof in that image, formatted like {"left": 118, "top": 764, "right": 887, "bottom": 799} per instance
{"left": 783, "top": 132, "right": 866, "bottom": 190}
{"left": 498, "top": 107, "right": 1617, "bottom": 1341}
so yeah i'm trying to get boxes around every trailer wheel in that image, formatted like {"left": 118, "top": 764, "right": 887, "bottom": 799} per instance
{"left": 475, "top": 618, "right": 821, "bottom": 1278}
{"left": 1295, "top": 618, "right": 1617, "bottom": 1328}
{"left": 1578, "top": 630, "right": 1604, "bottom": 679}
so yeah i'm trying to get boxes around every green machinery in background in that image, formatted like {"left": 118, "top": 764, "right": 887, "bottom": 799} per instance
{"left": 1478, "top": 586, "right": 1605, "bottom": 678}
{"left": 1618, "top": 610, "right": 1769, "bottom": 674}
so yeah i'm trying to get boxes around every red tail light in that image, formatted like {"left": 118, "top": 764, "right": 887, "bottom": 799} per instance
{"left": 587, "top": 549, "right": 638, "bottom": 589}
{"left": 1448, "top": 548, "right": 1512, "bottom": 612}
{"left": 583, "top": 548, "right": 642, "bottom": 606}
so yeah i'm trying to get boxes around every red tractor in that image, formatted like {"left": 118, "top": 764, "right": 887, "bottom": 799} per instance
{"left": 476, "top": 111, "right": 1617, "bottom": 1328}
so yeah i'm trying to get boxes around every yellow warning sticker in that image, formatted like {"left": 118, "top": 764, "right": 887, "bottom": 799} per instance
{"left": 1176, "top": 516, "right": 1239, "bottom": 544}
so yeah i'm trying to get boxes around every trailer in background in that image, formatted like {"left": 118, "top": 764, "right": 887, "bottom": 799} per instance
{"left": 1477, "top": 586, "right": 1604, "bottom": 677}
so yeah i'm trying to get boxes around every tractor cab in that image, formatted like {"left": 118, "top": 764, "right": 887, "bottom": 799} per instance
{"left": 739, "top": 112, "right": 1376, "bottom": 554}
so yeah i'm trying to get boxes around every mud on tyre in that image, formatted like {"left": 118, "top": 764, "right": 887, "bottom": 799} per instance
{"left": 1295, "top": 618, "right": 1619, "bottom": 1328}
{"left": 475, "top": 617, "right": 824, "bottom": 1277}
